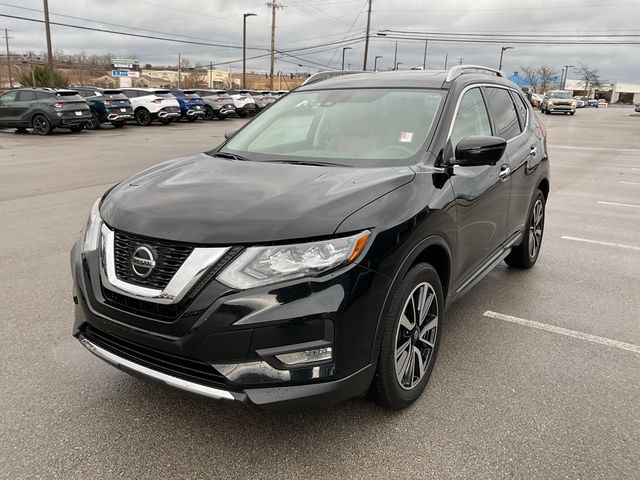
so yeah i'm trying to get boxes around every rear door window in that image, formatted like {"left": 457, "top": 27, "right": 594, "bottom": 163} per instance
{"left": 484, "top": 87, "right": 522, "bottom": 140}
{"left": 450, "top": 87, "right": 492, "bottom": 148}
{"left": 17, "top": 91, "right": 37, "bottom": 102}
{"left": 1, "top": 91, "right": 18, "bottom": 102}
{"left": 510, "top": 91, "right": 529, "bottom": 130}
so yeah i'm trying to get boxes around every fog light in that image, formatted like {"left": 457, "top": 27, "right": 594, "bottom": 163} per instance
{"left": 275, "top": 347, "right": 332, "bottom": 365}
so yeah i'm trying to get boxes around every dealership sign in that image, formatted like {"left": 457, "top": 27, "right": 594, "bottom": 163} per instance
{"left": 110, "top": 58, "right": 140, "bottom": 79}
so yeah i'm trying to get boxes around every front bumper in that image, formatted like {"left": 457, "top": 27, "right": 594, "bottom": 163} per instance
{"left": 70, "top": 238, "right": 389, "bottom": 409}
{"left": 547, "top": 104, "right": 575, "bottom": 112}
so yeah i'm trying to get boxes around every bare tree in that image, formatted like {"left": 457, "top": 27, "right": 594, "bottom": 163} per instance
{"left": 537, "top": 65, "right": 558, "bottom": 94}
{"left": 575, "top": 63, "right": 602, "bottom": 97}
{"left": 521, "top": 66, "right": 540, "bottom": 93}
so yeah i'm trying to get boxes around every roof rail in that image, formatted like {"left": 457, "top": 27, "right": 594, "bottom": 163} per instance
{"left": 445, "top": 65, "right": 504, "bottom": 83}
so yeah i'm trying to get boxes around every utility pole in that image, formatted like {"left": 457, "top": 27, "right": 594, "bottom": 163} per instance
{"left": 42, "top": 0, "right": 55, "bottom": 87}
{"left": 444, "top": 53, "right": 449, "bottom": 70}
{"left": 178, "top": 53, "right": 181, "bottom": 88}
{"left": 422, "top": 39, "right": 428, "bottom": 70}
{"left": 498, "top": 46, "right": 513, "bottom": 71}
{"left": 209, "top": 61, "right": 213, "bottom": 88}
{"left": 79, "top": 53, "right": 84, "bottom": 86}
{"left": 562, "top": 65, "right": 574, "bottom": 90}
{"left": 341, "top": 47, "right": 352, "bottom": 70}
{"left": 362, "top": 0, "right": 373, "bottom": 70}
{"left": 267, "top": 1, "right": 283, "bottom": 90}
{"left": 4, "top": 28, "right": 12, "bottom": 88}
{"left": 458, "top": 57, "right": 463, "bottom": 66}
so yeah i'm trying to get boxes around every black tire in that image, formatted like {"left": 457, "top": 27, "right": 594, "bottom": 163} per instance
{"left": 371, "top": 263, "right": 444, "bottom": 409}
{"left": 187, "top": 116, "right": 197, "bottom": 122}
{"left": 216, "top": 112, "right": 227, "bottom": 120}
{"left": 545, "top": 110, "right": 551, "bottom": 115}
{"left": 32, "top": 114, "right": 53, "bottom": 135}
{"left": 505, "top": 190, "right": 546, "bottom": 269}
{"left": 238, "top": 111, "right": 247, "bottom": 118}
{"left": 112, "top": 121, "right": 125, "bottom": 128}
{"left": 87, "top": 111, "right": 101, "bottom": 130}
{"left": 69, "top": 125, "right": 84, "bottom": 133}
{"left": 203, "top": 106, "right": 215, "bottom": 121}
{"left": 570, "top": 112, "right": 575, "bottom": 116}
{"left": 135, "top": 108, "right": 152, "bottom": 126}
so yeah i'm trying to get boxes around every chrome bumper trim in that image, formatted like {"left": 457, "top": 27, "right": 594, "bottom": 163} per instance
{"left": 99, "top": 224, "right": 230, "bottom": 304}
{"left": 79, "top": 335, "right": 236, "bottom": 401}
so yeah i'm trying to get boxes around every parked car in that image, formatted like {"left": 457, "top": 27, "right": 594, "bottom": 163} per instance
{"left": 635, "top": 104, "right": 640, "bottom": 112}
{"left": 586, "top": 98, "right": 599, "bottom": 108}
{"left": 226, "top": 89, "right": 259, "bottom": 117}
{"left": 193, "top": 89, "right": 236, "bottom": 120}
{"left": 540, "top": 90, "right": 576, "bottom": 115}
{"left": 597, "top": 99, "right": 608, "bottom": 108}
{"left": 573, "top": 96, "right": 586, "bottom": 108}
{"left": 247, "top": 90, "right": 277, "bottom": 110}
{"left": 270, "top": 90, "right": 288, "bottom": 99}
{"left": 170, "top": 89, "right": 205, "bottom": 122}
{"left": 529, "top": 93, "right": 544, "bottom": 108}
{"left": 0, "top": 88, "right": 91, "bottom": 135}
{"left": 75, "top": 87, "right": 134, "bottom": 129}
{"left": 120, "top": 88, "right": 181, "bottom": 126}
{"left": 71, "top": 66, "right": 549, "bottom": 410}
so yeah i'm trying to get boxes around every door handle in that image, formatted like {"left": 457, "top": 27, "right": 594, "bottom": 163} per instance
{"left": 529, "top": 146, "right": 538, "bottom": 156}
{"left": 499, "top": 164, "right": 511, "bottom": 181}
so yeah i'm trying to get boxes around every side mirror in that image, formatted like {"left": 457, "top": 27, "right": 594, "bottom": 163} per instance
{"left": 453, "top": 136, "right": 507, "bottom": 166}
{"left": 224, "top": 129, "right": 238, "bottom": 140}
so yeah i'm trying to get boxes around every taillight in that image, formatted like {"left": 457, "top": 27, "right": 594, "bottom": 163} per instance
{"left": 238, "top": 96, "right": 246, "bottom": 100}
{"left": 217, "top": 97, "right": 226, "bottom": 101}
{"left": 103, "top": 98, "right": 113, "bottom": 106}
{"left": 53, "top": 101, "right": 65, "bottom": 108}
{"left": 151, "top": 98, "right": 164, "bottom": 104}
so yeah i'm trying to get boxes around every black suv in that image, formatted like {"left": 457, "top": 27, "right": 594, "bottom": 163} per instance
{"left": 0, "top": 88, "right": 91, "bottom": 135}
{"left": 71, "top": 66, "right": 549, "bottom": 410}
{"left": 75, "top": 87, "right": 134, "bottom": 129}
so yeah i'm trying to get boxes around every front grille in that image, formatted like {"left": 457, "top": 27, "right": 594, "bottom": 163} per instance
{"left": 83, "top": 326, "right": 228, "bottom": 387}
{"left": 102, "top": 245, "right": 242, "bottom": 321}
{"left": 114, "top": 230, "right": 193, "bottom": 290}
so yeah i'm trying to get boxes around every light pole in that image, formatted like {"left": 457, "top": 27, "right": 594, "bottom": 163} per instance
{"left": 242, "top": 13, "right": 257, "bottom": 89}
{"left": 395, "top": 62, "right": 403, "bottom": 71}
{"left": 422, "top": 39, "right": 428, "bottom": 70}
{"left": 341, "top": 47, "right": 352, "bottom": 70}
{"left": 374, "top": 55, "right": 382, "bottom": 71}
{"left": 562, "top": 65, "right": 574, "bottom": 90}
{"left": 498, "top": 46, "right": 513, "bottom": 71}
{"left": 393, "top": 41, "right": 398, "bottom": 70}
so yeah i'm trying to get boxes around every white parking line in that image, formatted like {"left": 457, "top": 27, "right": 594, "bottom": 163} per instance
{"left": 483, "top": 311, "right": 640, "bottom": 354}
{"left": 633, "top": 168, "right": 640, "bottom": 171}
{"left": 561, "top": 235, "right": 640, "bottom": 251}
{"left": 619, "top": 181, "right": 640, "bottom": 185}
{"left": 597, "top": 200, "right": 640, "bottom": 209}
{"left": 553, "top": 145, "right": 640, "bottom": 152}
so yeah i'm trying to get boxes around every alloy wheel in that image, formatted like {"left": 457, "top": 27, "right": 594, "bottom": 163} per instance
{"left": 32, "top": 115, "right": 51, "bottom": 135}
{"left": 529, "top": 199, "right": 544, "bottom": 259}
{"left": 394, "top": 282, "right": 438, "bottom": 391}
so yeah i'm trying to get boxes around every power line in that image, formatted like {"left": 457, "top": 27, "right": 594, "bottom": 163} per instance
{"left": 382, "top": 29, "right": 640, "bottom": 38}
{"left": 375, "top": 34, "right": 640, "bottom": 45}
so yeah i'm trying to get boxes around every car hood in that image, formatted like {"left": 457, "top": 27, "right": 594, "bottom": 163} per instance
{"left": 100, "top": 153, "right": 415, "bottom": 244}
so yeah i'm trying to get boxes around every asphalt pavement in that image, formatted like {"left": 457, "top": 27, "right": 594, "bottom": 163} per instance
{"left": 1, "top": 108, "right": 638, "bottom": 479}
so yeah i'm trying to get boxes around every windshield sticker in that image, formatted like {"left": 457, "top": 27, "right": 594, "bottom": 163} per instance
{"left": 399, "top": 132, "right": 414, "bottom": 143}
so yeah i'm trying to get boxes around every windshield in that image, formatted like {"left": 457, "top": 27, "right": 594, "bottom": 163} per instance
{"left": 218, "top": 88, "right": 444, "bottom": 166}
{"left": 548, "top": 91, "right": 572, "bottom": 99}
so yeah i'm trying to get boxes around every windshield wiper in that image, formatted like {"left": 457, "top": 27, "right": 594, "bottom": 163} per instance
{"left": 211, "top": 151, "right": 251, "bottom": 161}
{"left": 263, "top": 159, "right": 348, "bottom": 167}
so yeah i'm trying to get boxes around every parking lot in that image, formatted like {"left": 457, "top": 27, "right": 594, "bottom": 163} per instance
{"left": 1, "top": 108, "right": 638, "bottom": 479}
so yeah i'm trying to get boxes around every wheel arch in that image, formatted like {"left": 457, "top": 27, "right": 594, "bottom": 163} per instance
{"left": 537, "top": 177, "right": 550, "bottom": 201}
{"left": 369, "top": 234, "right": 452, "bottom": 365}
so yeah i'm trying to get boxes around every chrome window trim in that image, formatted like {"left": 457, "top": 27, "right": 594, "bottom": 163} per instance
{"left": 99, "top": 224, "right": 230, "bottom": 305}
{"left": 446, "top": 83, "right": 530, "bottom": 145}
{"left": 79, "top": 336, "right": 236, "bottom": 401}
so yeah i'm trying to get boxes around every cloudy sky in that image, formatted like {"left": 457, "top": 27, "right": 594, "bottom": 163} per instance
{"left": 2, "top": 0, "right": 640, "bottom": 82}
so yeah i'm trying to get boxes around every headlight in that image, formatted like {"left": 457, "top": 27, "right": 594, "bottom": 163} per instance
{"left": 81, "top": 198, "right": 103, "bottom": 253}
{"left": 218, "top": 230, "right": 370, "bottom": 289}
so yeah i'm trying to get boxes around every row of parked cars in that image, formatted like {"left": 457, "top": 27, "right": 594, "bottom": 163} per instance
{"left": 528, "top": 90, "right": 608, "bottom": 114}
{"left": 0, "top": 87, "right": 287, "bottom": 134}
